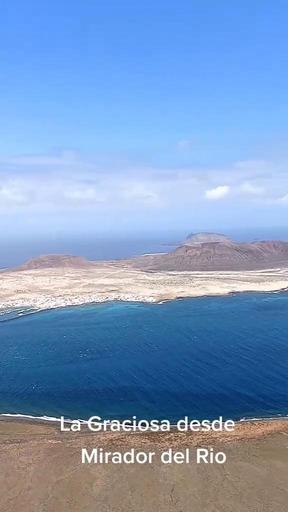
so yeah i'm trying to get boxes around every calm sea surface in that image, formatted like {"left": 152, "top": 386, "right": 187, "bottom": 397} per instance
{"left": 2, "top": 227, "right": 288, "bottom": 268}
{"left": 0, "top": 293, "right": 287, "bottom": 421}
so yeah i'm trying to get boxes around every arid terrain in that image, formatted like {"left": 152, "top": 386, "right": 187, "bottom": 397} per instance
{"left": 0, "top": 418, "right": 287, "bottom": 512}
{"left": 131, "top": 233, "right": 288, "bottom": 271}
{"left": 1, "top": 233, "right": 288, "bottom": 312}
{"left": 1, "top": 265, "right": 288, "bottom": 311}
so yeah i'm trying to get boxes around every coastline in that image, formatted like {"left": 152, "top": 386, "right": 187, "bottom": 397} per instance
{"left": 1, "top": 415, "right": 288, "bottom": 445}
{"left": 1, "top": 265, "right": 288, "bottom": 312}
{"left": 1, "top": 411, "right": 288, "bottom": 427}
{"left": 1, "top": 287, "right": 288, "bottom": 322}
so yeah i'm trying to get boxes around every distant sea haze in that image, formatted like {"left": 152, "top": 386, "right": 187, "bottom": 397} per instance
{"left": 1, "top": 227, "right": 288, "bottom": 268}
{"left": 0, "top": 237, "right": 177, "bottom": 268}
{"left": 0, "top": 292, "right": 287, "bottom": 421}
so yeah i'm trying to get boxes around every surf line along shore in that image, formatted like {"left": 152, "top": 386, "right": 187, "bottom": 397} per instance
{"left": 59, "top": 415, "right": 236, "bottom": 433}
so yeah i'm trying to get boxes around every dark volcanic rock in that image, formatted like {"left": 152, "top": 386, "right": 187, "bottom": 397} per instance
{"left": 131, "top": 236, "right": 288, "bottom": 271}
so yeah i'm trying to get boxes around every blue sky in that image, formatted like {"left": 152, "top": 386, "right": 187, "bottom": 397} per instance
{"left": 1, "top": 1, "right": 288, "bottom": 237}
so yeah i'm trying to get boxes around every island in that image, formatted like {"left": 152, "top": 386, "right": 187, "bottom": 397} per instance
{"left": 1, "top": 233, "right": 288, "bottom": 312}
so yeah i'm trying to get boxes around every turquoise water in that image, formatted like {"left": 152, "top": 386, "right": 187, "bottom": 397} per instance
{"left": 0, "top": 293, "right": 287, "bottom": 421}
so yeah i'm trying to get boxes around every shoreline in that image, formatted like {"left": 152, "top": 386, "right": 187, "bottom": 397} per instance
{"left": 0, "top": 416, "right": 288, "bottom": 450}
{"left": 1, "top": 411, "right": 287, "bottom": 428}
{"left": 1, "top": 265, "right": 288, "bottom": 313}
{"left": 1, "top": 286, "right": 288, "bottom": 319}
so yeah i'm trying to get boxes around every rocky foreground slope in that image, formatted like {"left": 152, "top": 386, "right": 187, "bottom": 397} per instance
{"left": 0, "top": 419, "right": 287, "bottom": 512}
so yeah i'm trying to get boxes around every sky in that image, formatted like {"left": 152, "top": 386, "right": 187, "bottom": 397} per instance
{"left": 1, "top": 1, "right": 288, "bottom": 239}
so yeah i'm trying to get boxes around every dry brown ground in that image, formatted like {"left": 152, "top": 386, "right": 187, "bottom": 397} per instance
{"left": 0, "top": 419, "right": 287, "bottom": 512}
{"left": 1, "top": 266, "right": 288, "bottom": 311}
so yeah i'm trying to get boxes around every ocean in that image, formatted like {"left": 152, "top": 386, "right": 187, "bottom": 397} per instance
{"left": 2, "top": 227, "right": 288, "bottom": 268}
{"left": 0, "top": 292, "right": 287, "bottom": 422}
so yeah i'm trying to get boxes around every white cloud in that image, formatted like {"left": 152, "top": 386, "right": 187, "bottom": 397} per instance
{"left": 122, "top": 183, "right": 160, "bottom": 204}
{"left": 0, "top": 151, "right": 288, "bottom": 218}
{"left": 234, "top": 160, "right": 272, "bottom": 170}
{"left": 205, "top": 185, "right": 230, "bottom": 200}
{"left": 240, "top": 182, "right": 265, "bottom": 196}
{"left": 278, "top": 193, "right": 288, "bottom": 203}
{"left": 64, "top": 187, "right": 106, "bottom": 203}
{"left": 0, "top": 150, "right": 80, "bottom": 168}
{"left": 0, "top": 184, "right": 30, "bottom": 204}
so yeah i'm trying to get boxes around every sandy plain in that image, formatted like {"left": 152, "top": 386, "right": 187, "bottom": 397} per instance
{"left": 0, "top": 418, "right": 287, "bottom": 512}
{"left": 1, "top": 265, "right": 288, "bottom": 311}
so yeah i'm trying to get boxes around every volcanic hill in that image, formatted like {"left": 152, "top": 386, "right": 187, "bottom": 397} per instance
{"left": 130, "top": 233, "right": 288, "bottom": 271}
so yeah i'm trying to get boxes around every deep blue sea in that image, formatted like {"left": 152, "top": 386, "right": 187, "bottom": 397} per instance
{"left": 0, "top": 293, "right": 287, "bottom": 421}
